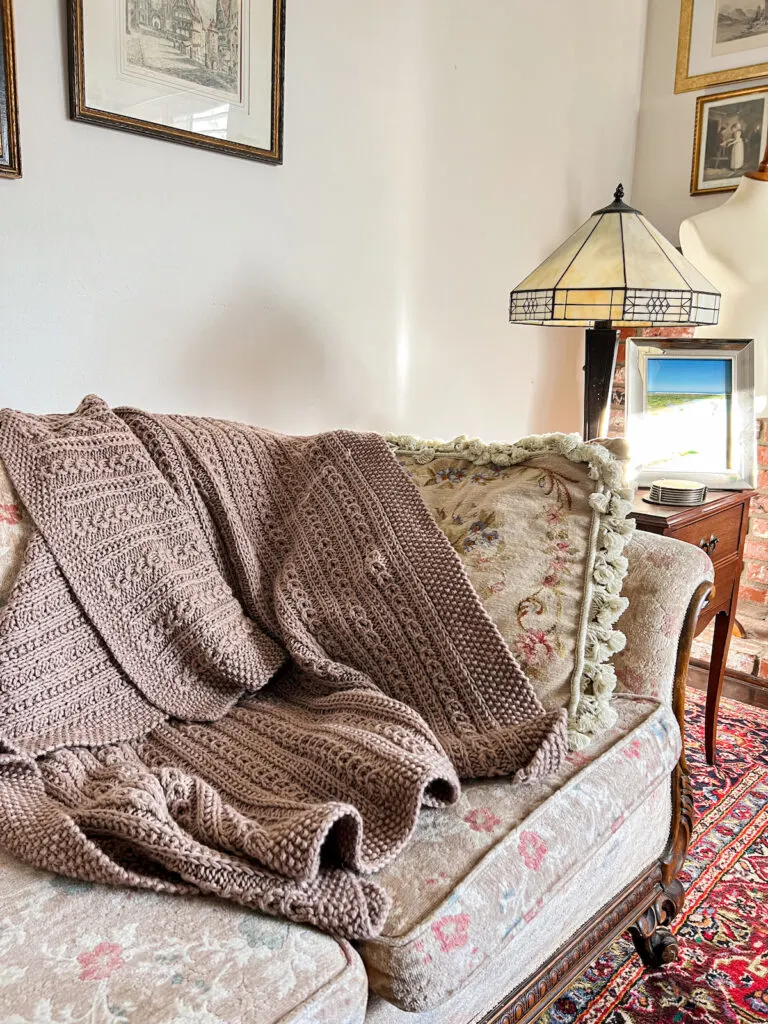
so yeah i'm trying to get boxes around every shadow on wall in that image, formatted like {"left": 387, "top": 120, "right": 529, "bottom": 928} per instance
{"left": 176, "top": 288, "right": 389, "bottom": 434}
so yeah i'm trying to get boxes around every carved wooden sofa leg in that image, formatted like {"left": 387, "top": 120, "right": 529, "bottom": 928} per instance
{"left": 628, "top": 879, "right": 683, "bottom": 968}
{"left": 627, "top": 578, "right": 711, "bottom": 973}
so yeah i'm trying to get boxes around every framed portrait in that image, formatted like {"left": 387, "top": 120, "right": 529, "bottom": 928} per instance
{"left": 676, "top": 0, "right": 768, "bottom": 92}
{"left": 67, "top": 0, "right": 285, "bottom": 165}
{"left": 691, "top": 84, "right": 768, "bottom": 194}
{"left": 0, "top": 0, "right": 21, "bottom": 179}
{"left": 625, "top": 337, "right": 756, "bottom": 489}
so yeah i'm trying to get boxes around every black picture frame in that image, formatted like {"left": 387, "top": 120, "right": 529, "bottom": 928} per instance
{"left": 0, "top": 0, "right": 21, "bottom": 180}
{"left": 68, "top": 0, "right": 286, "bottom": 166}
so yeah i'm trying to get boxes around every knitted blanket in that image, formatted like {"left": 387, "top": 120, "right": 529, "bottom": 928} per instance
{"left": 0, "top": 397, "right": 567, "bottom": 940}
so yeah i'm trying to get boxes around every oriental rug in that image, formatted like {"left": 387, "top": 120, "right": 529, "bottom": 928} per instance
{"left": 541, "top": 686, "right": 768, "bottom": 1024}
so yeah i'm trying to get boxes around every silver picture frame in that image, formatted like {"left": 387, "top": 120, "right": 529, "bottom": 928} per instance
{"left": 626, "top": 337, "right": 756, "bottom": 490}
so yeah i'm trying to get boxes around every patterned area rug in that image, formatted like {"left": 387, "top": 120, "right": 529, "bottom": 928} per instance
{"left": 541, "top": 687, "right": 768, "bottom": 1024}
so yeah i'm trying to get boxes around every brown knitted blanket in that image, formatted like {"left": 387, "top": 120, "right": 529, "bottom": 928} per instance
{"left": 0, "top": 396, "right": 566, "bottom": 939}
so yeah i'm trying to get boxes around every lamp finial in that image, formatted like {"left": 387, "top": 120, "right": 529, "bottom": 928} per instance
{"left": 614, "top": 183, "right": 625, "bottom": 204}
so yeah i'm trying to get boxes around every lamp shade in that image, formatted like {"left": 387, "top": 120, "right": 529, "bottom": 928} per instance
{"left": 509, "top": 185, "right": 720, "bottom": 327}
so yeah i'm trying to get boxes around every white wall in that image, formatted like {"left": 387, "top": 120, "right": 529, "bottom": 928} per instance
{"left": 633, "top": 0, "right": 768, "bottom": 243}
{"left": 0, "top": 1, "right": 648, "bottom": 439}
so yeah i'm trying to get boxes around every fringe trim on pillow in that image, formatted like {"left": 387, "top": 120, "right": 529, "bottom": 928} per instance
{"left": 386, "top": 432, "right": 636, "bottom": 751}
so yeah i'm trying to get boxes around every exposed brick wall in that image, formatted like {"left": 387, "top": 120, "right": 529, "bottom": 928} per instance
{"left": 739, "top": 418, "right": 768, "bottom": 617}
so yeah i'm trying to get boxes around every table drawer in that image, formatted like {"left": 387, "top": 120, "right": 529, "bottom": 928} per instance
{"left": 696, "top": 555, "right": 740, "bottom": 633}
{"left": 669, "top": 503, "right": 745, "bottom": 562}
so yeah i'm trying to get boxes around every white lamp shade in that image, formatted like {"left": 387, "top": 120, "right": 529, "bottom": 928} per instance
{"left": 509, "top": 187, "right": 721, "bottom": 327}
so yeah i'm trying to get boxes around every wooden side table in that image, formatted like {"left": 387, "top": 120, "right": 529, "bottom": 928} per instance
{"left": 630, "top": 488, "right": 754, "bottom": 766}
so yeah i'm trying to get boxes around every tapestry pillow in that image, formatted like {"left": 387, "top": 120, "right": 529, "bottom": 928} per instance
{"left": 388, "top": 434, "right": 635, "bottom": 749}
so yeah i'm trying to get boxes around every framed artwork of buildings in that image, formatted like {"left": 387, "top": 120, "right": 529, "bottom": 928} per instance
{"left": 68, "top": 0, "right": 286, "bottom": 165}
{"left": 677, "top": 0, "right": 768, "bottom": 92}
{"left": 0, "top": 0, "right": 21, "bottom": 179}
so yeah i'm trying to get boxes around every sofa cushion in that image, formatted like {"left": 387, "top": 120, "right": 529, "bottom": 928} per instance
{"left": 359, "top": 693, "right": 678, "bottom": 1012}
{"left": 0, "top": 847, "right": 368, "bottom": 1024}
{"left": 390, "top": 435, "right": 634, "bottom": 748}
{"left": 365, "top": 777, "right": 672, "bottom": 1024}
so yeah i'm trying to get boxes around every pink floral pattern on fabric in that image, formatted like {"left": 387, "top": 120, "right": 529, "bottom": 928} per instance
{"left": 0, "top": 502, "right": 22, "bottom": 525}
{"left": 464, "top": 808, "right": 501, "bottom": 833}
{"left": 518, "top": 830, "right": 548, "bottom": 871}
{"left": 77, "top": 941, "right": 125, "bottom": 982}
{"left": 431, "top": 914, "right": 471, "bottom": 954}
{"left": 623, "top": 738, "right": 642, "bottom": 760}
{"left": 0, "top": 850, "right": 368, "bottom": 1024}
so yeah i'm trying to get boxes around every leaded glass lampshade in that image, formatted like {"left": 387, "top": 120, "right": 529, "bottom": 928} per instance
{"left": 509, "top": 185, "right": 720, "bottom": 327}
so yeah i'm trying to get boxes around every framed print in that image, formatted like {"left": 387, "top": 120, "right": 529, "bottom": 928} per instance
{"left": 0, "top": 0, "right": 21, "bottom": 179}
{"left": 626, "top": 337, "right": 756, "bottom": 489}
{"left": 691, "top": 84, "right": 768, "bottom": 194}
{"left": 68, "top": 0, "right": 285, "bottom": 165}
{"left": 676, "top": 0, "right": 768, "bottom": 92}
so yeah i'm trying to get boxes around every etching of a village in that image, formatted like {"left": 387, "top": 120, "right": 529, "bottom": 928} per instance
{"left": 123, "top": 0, "right": 243, "bottom": 102}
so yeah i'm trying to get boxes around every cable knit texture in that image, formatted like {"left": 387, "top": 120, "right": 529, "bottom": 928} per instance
{"left": 0, "top": 396, "right": 567, "bottom": 940}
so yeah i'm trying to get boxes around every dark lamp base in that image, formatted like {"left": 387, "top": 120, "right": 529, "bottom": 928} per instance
{"left": 583, "top": 326, "right": 619, "bottom": 440}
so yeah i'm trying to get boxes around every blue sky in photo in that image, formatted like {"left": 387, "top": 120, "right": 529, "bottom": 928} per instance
{"left": 647, "top": 358, "right": 731, "bottom": 395}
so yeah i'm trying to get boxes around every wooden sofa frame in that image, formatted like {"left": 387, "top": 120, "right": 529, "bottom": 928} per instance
{"left": 479, "top": 579, "right": 714, "bottom": 1024}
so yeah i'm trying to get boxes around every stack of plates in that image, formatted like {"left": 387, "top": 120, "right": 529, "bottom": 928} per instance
{"left": 647, "top": 479, "right": 708, "bottom": 506}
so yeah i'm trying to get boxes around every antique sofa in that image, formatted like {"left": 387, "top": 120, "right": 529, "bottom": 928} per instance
{"left": 0, "top": 437, "right": 713, "bottom": 1024}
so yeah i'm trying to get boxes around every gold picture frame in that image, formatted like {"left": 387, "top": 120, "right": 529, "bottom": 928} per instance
{"left": 0, "top": 0, "right": 21, "bottom": 179}
{"left": 676, "top": 0, "right": 768, "bottom": 93}
{"left": 68, "top": 0, "right": 285, "bottom": 166}
{"left": 690, "top": 83, "right": 768, "bottom": 195}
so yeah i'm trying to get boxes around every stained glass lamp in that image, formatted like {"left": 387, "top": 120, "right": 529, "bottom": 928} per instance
{"left": 509, "top": 184, "right": 721, "bottom": 439}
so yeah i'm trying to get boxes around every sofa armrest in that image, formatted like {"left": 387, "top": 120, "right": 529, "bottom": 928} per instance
{"left": 613, "top": 532, "right": 714, "bottom": 706}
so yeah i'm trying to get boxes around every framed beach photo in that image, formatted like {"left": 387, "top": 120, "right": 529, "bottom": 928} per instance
{"left": 0, "top": 0, "right": 21, "bottom": 179}
{"left": 691, "top": 84, "right": 768, "bottom": 194}
{"left": 677, "top": 0, "right": 768, "bottom": 92}
{"left": 67, "top": 0, "right": 285, "bottom": 165}
{"left": 626, "top": 338, "right": 756, "bottom": 489}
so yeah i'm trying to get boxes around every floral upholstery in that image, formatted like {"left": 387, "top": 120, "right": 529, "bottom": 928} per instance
{"left": 0, "top": 847, "right": 369, "bottom": 1024}
{"left": 365, "top": 780, "right": 672, "bottom": 1024}
{"left": 613, "top": 531, "right": 714, "bottom": 704}
{"left": 360, "top": 694, "right": 679, "bottom": 1012}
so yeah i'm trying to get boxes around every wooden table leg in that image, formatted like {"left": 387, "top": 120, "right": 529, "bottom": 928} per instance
{"left": 705, "top": 606, "right": 737, "bottom": 766}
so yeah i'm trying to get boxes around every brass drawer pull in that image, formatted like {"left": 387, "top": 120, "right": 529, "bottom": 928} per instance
{"left": 699, "top": 534, "right": 719, "bottom": 556}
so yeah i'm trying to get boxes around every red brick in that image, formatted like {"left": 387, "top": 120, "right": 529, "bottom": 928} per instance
{"left": 739, "top": 583, "right": 768, "bottom": 605}
{"left": 753, "top": 494, "right": 768, "bottom": 514}
{"left": 745, "top": 560, "right": 768, "bottom": 583}
{"left": 758, "top": 469, "right": 768, "bottom": 490}
{"left": 751, "top": 517, "right": 768, "bottom": 538}
{"left": 759, "top": 445, "right": 768, "bottom": 467}
{"left": 758, "top": 658, "right": 768, "bottom": 680}
{"left": 759, "top": 419, "right": 768, "bottom": 441}
{"left": 744, "top": 536, "right": 768, "bottom": 560}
